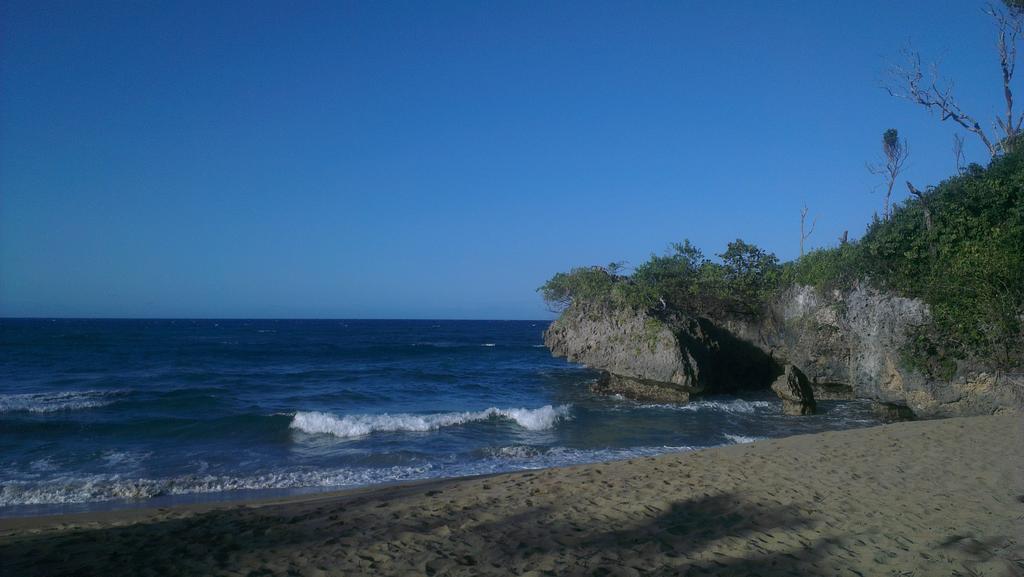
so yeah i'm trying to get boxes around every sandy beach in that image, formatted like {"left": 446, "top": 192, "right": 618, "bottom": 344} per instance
{"left": 1, "top": 414, "right": 1021, "bottom": 577}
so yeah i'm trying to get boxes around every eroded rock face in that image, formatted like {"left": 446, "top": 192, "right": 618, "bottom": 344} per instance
{"left": 771, "top": 364, "right": 816, "bottom": 416}
{"left": 543, "top": 303, "right": 780, "bottom": 401}
{"left": 752, "top": 284, "right": 1023, "bottom": 419}
{"left": 872, "top": 402, "right": 915, "bottom": 421}
{"left": 544, "top": 304, "right": 703, "bottom": 394}
{"left": 544, "top": 283, "right": 1023, "bottom": 418}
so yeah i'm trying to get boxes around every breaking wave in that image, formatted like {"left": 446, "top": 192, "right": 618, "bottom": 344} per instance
{"left": 290, "top": 405, "right": 572, "bottom": 438}
{"left": 722, "top": 433, "right": 766, "bottom": 444}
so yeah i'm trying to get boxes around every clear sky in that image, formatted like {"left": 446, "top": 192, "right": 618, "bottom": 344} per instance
{"left": 0, "top": 1, "right": 1010, "bottom": 319}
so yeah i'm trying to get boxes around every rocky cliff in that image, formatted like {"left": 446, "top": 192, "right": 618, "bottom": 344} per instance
{"left": 545, "top": 303, "right": 781, "bottom": 403}
{"left": 545, "top": 284, "right": 1024, "bottom": 418}
{"left": 752, "top": 284, "right": 1023, "bottom": 418}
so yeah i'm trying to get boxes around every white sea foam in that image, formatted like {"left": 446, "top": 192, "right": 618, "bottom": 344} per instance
{"left": 481, "top": 343, "right": 496, "bottom": 347}
{"left": 0, "top": 390, "right": 123, "bottom": 413}
{"left": 642, "top": 399, "right": 774, "bottom": 415}
{"left": 28, "top": 458, "right": 59, "bottom": 473}
{"left": 722, "top": 434, "right": 766, "bottom": 444}
{"left": 290, "top": 405, "right": 572, "bottom": 438}
{"left": 485, "top": 444, "right": 696, "bottom": 464}
{"left": 0, "top": 443, "right": 698, "bottom": 507}
{"left": 100, "top": 450, "right": 151, "bottom": 469}
{"left": 0, "top": 466, "right": 437, "bottom": 506}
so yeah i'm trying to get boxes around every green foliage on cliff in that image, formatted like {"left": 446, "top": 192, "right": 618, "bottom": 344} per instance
{"left": 541, "top": 150, "right": 1024, "bottom": 367}
{"left": 539, "top": 266, "right": 621, "bottom": 311}
{"left": 539, "top": 239, "right": 781, "bottom": 319}
{"left": 787, "top": 151, "right": 1024, "bottom": 366}
{"left": 779, "top": 243, "right": 864, "bottom": 290}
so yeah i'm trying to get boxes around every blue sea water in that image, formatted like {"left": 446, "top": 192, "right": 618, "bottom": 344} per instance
{"left": 0, "top": 319, "right": 879, "bottom": 517}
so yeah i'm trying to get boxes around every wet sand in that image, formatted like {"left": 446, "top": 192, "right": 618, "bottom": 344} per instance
{"left": 1, "top": 414, "right": 1021, "bottom": 577}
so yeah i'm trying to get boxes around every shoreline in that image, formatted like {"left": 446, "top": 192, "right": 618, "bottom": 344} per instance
{"left": 2, "top": 415, "right": 1021, "bottom": 576}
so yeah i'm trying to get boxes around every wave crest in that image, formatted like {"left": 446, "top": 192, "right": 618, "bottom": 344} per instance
{"left": 641, "top": 399, "right": 774, "bottom": 414}
{"left": 290, "top": 405, "right": 571, "bottom": 438}
{"left": 722, "top": 433, "right": 766, "bottom": 444}
{"left": 0, "top": 466, "right": 436, "bottom": 506}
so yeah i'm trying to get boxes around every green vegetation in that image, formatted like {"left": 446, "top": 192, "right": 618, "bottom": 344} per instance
{"left": 790, "top": 152, "right": 1024, "bottom": 367}
{"left": 540, "top": 239, "right": 781, "bottom": 320}
{"left": 540, "top": 151, "right": 1024, "bottom": 368}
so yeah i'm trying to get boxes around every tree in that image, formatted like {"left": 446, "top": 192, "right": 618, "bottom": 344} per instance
{"left": 867, "top": 129, "right": 910, "bottom": 219}
{"left": 630, "top": 241, "right": 706, "bottom": 311}
{"left": 708, "top": 240, "right": 781, "bottom": 318}
{"left": 605, "top": 261, "right": 627, "bottom": 276}
{"left": 885, "top": 3, "right": 1024, "bottom": 157}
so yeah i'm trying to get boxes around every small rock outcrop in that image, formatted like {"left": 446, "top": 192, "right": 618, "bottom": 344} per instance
{"left": 544, "top": 304, "right": 704, "bottom": 401}
{"left": 590, "top": 373, "right": 693, "bottom": 403}
{"left": 771, "top": 364, "right": 816, "bottom": 415}
{"left": 872, "top": 402, "right": 916, "bottom": 421}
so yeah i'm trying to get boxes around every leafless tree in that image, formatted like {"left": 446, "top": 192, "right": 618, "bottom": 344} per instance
{"left": 953, "top": 133, "right": 967, "bottom": 174}
{"left": 885, "top": 3, "right": 1024, "bottom": 157}
{"left": 989, "top": 2, "right": 1024, "bottom": 149}
{"left": 867, "top": 129, "right": 910, "bottom": 219}
{"left": 906, "top": 181, "right": 937, "bottom": 261}
{"left": 799, "top": 203, "right": 817, "bottom": 257}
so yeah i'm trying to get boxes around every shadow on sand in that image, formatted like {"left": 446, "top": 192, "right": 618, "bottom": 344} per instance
{"left": 0, "top": 487, "right": 1017, "bottom": 576}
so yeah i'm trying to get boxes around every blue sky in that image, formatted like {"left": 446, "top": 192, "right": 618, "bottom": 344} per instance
{"left": 0, "top": 1, "right": 1010, "bottom": 319}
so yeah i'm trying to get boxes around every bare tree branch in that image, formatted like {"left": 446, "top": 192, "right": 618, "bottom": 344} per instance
{"left": 799, "top": 203, "right": 817, "bottom": 257}
{"left": 885, "top": 47, "right": 999, "bottom": 157}
{"left": 885, "top": 4, "right": 1024, "bottom": 157}
{"left": 986, "top": 2, "right": 1024, "bottom": 148}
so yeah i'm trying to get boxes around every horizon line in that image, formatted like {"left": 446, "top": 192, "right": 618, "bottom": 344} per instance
{"left": 0, "top": 316, "right": 554, "bottom": 322}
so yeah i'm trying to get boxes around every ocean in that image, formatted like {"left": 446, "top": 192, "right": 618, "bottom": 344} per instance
{"left": 0, "top": 319, "right": 880, "bottom": 517}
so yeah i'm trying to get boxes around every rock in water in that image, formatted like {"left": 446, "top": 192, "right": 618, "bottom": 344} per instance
{"left": 771, "top": 364, "right": 816, "bottom": 415}
{"left": 872, "top": 401, "right": 915, "bottom": 421}
{"left": 590, "top": 372, "right": 693, "bottom": 403}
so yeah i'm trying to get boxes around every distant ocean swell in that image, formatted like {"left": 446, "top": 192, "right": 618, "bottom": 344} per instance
{"left": 0, "top": 391, "right": 773, "bottom": 419}
{"left": 0, "top": 390, "right": 126, "bottom": 413}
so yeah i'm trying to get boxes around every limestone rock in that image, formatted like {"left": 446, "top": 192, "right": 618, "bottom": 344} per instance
{"left": 872, "top": 402, "right": 915, "bottom": 421}
{"left": 544, "top": 303, "right": 780, "bottom": 403}
{"left": 543, "top": 283, "right": 1023, "bottom": 417}
{"left": 771, "top": 364, "right": 816, "bottom": 416}
{"left": 730, "top": 284, "right": 1022, "bottom": 418}
{"left": 543, "top": 304, "right": 703, "bottom": 394}
{"left": 590, "top": 373, "right": 692, "bottom": 404}
{"left": 810, "top": 382, "right": 854, "bottom": 400}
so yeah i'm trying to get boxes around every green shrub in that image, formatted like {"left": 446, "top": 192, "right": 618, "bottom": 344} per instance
{"left": 538, "top": 266, "right": 620, "bottom": 312}
{"left": 781, "top": 243, "right": 864, "bottom": 290}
